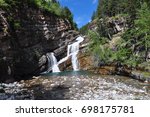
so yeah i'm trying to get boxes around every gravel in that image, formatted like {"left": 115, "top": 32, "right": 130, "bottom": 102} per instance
{"left": 0, "top": 75, "right": 150, "bottom": 100}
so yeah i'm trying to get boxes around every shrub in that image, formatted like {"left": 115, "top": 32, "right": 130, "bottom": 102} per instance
{"left": 0, "top": 0, "right": 8, "bottom": 7}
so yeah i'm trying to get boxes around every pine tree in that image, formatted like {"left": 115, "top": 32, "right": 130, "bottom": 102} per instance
{"left": 134, "top": 2, "right": 150, "bottom": 61}
{"left": 91, "top": 11, "right": 96, "bottom": 20}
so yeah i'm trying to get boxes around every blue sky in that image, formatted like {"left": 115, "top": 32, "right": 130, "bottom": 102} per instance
{"left": 58, "top": 0, "right": 98, "bottom": 28}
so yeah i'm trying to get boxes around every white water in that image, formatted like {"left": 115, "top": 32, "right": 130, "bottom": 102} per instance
{"left": 57, "top": 45, "right": 71, "bottom": 65}
{"left": 46, "top": 53, "right": 60, "bottom": 73}
{"left": 58, "top": 36, "right": 84, "bottom": 71}
{"left": 43, "top": 36, "right": 84, "bottom": 73}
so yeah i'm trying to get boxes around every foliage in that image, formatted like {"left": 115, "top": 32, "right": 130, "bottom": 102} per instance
{"left": 88, "top": 31, "right": 132, "bottom": 65}
{"left": 122, "top": 2, "right": 150, "bottom": 62}
{"left": 29, "top": 0, "right": 64, "bottom": 16}
{"left": 0, "top": 0, "right": 8, "bottom": 7}
{"left": 88, "top": 30, "right": 142, "bottom": 67}
{"left": 95, "top": 0, "right": 141, "bottom": 18}
{"left": 79, "top": 23, "right": 89, "bottom": 35}
{"left": 62, "top": 7, "right": 73, "bottom": 20}
{"left": 111, "top": 40, "right": 129, "bottom": 61}
{"left": 91, "top": 11, "right": 96, "bottom": 21}
{"left": 14, "top": 21, "right": 21, "bottom": 29}
{"left": 88, "top": 31, "right": 112, "bottom": 62}
{"left": 97, "top": 18, "right": 110, "bottom": 38}
{"left": 87, "top": 1, "right": 150, "bottom": 67}
{"left": 119, "top": 2, "right": 150, "bottom": 66}
{"left": 61, "top": 6, "right": 78, "bottom": 29}
{"left": 0, "top": 0, "right": 77, "bottom": 29}
{"left": 30, "top": 0, "right": 77, "bottom": 29}
{"left": 93, "top": 0, "right": 150, "bottom": 24}
{"left": 135, "top": 2, "right": 150, "bottom": 56}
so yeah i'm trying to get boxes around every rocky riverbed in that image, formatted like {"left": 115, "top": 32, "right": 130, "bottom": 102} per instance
{"left": 0, "top": 72, "right": 150, "bottom": 100}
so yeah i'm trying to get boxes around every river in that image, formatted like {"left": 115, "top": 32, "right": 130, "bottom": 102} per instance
{"left": 0, "top": 71, "right": 150, "bottom": 100}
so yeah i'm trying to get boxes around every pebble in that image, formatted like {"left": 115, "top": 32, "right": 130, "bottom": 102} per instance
{"left": 50, "top": 84, "right": 55, "bottom": 87}
{"left": 0, "top": 75, "right": 150, "bottom": 100}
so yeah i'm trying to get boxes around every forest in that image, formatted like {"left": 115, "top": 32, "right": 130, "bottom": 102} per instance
{"left": 80, "top": 0, "right": 150, "bottom": 69}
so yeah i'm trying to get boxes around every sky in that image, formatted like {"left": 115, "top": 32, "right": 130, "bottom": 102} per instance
{"left": 58, "top": 0, "right": 98, "bottom": 28}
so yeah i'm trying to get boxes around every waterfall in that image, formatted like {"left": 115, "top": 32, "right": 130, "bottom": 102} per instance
{"left": 71, "top": 36, "right": 84, "bottom": 71}
{"left": 46, "top": 52, "right": 60, "bottom": 73}
{"left": 42, "top": 36, "right": 84, "bottom": 73}
{"left": 58, "top": 36, "right": 84, "bottom": 71}
{"left": 70, "top": 40, "right": 80, "bottom": 71}
{"left": 57, "top": 45, "right": 71, "bottom": 65}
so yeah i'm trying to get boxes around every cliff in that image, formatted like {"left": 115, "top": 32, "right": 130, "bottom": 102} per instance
{"left": 0, "top": 0, "right": 79, "bottom": 82}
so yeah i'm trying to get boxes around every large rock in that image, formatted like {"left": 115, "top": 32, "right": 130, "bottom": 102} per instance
{"left": 0, "top": 1, "right": 79, "bottom": 82}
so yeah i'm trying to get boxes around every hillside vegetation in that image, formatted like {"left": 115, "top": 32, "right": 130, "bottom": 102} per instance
{"left": 0, "top": 0, "right": 77, "bottom": 29}
{"left": 81, "top": 0, "right": 150, "bottom": 70}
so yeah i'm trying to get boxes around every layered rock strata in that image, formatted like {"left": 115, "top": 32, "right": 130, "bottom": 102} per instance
{"left": 0, "top": 2, "right": 79, "bottom": 82}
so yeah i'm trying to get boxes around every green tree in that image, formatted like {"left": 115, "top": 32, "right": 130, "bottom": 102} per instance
{"left": 62, "top": 6, "right": 77, "bottom": 29}
{"left": 91, "top": 11, "right": 96, "bottom": 20}
{"left": 79, "top": 23, "right": 89, "bottom": 35}
{"left": 134, "top": 2, "right": 150, "bottom": 61}
{"left": 88, "top": 31, "right": 111, "bottom": 62}
{"left": 63, "top": 7, "right": 73, "bottom": 21}
{"left": 0, "top": 0, "right": 8, "bottom": 7}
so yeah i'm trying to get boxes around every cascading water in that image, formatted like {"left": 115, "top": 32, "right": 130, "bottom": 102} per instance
{"left": 58, "top": 36, "right": 84, "bottom": 71}
{"left": 46, "top": 52, "right": 60, "bottom": 73}
{"left": 57, "top": 45, "right": 71, "bottom": 65}
{"left": 42, "top": 36, "right": 84, "bottom": 73}
{"left": 70, "top": 39, "right": 80, "bottom": 71}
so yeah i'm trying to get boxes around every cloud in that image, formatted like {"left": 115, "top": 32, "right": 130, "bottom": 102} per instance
{"left": 75, "top": 17, "right": 83, "bottom": 25}
{"left": 74, "top": 15, "right": 91, "bottom": 28}
{"left": 92, "top": 0, "right": 97, "bottom": 4}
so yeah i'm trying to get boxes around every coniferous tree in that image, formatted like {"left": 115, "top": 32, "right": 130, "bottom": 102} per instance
{"left": 91, "top": 11, "right": 96, "bottom": 20}
{"left": 134, "top": 2, "right": 150, "bottom": 61}
{"left": 87, "top": 0, "right": 150, "bottom": 66}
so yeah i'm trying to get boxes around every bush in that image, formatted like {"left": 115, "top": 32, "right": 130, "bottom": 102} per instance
{"left": 0, "top": 0, "right": 8, "bottom": 7}
{"left": 88, "top": 31, "right": 112, "bottom": 63}
{"left": 88, "top": 30, "right": 139, "bottom": 67}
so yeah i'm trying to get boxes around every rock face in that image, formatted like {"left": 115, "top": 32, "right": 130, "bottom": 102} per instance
{"left": 0, "top": 1, "right": 79, "bottom": 82}
{"left": 88, "top": 16, "right": 127, "bottom": 39}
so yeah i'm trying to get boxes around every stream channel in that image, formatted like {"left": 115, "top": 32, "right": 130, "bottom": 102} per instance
{"left": 0, "top": 70, "right": 150, "bottom": 100}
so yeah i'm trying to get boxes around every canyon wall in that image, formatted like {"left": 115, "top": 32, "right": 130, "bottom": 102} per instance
{"left": 0, "top": 1, "right": 79, "bottom": 82}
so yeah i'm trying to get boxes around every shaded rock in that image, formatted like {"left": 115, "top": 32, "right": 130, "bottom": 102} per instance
{"left": 0, "top": 87, "right": 5, "bottom": 93}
